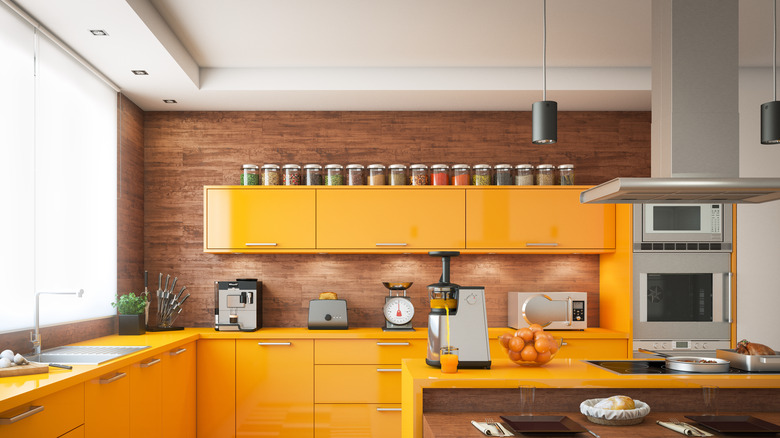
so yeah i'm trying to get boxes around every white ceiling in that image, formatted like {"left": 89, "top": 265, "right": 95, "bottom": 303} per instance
{"left": 7, "top": 0, "right": 777, "bottom": 111}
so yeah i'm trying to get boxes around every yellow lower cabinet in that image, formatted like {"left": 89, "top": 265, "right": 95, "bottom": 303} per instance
{"left": 236, "top": 339, "right": 314, "bottom": 437}
{"left": 315, "top": 365, "right": 401, "bottom": 404}
{"left": 162, "top": 342, "right": 196, "bottom": 438}
{"left": 86, "top": 366, "right": 130, "bottom": 438}
{"left": 556, "top": 338, "right": 628, "bottom": 359}
{"left": 197, "top": 339, "right": 236, "bottom": 438}
{"left": 129, "top": 355, "right": 163, "bottom": 437}
{"left": 315, "top": 404, "right": 401, "bottom": 438}
{"left": 0, "top": 383, "right": 84, "bottom": 437}
{"left": 60, "top": 424, "right": 85, "bottom": 437}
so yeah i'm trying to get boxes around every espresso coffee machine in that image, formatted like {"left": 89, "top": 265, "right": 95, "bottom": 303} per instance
{"left": 426, "top": 251, "right": 491, "bottom": 369}
{"left": 215, "top": 279, "right": 262, "bottom": 331}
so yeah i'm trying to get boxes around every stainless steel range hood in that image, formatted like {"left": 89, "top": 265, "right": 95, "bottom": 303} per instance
{"left": 581, "top": 1, "right": 780, "bottom": 205}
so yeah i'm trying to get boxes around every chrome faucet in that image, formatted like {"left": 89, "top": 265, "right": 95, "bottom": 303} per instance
{"left": 31, "top": 289, "right": 84, "bottom": 356}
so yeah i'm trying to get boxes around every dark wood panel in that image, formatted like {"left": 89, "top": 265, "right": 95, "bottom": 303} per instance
{"left": 142, "top": 110, "right": 649, "bottom": 328}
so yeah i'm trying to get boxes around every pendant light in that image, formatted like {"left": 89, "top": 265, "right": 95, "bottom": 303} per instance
{"left": 762, "top": 0, "right": 780, "bottom": 144}
{"left": 532, "top": 0, "right": 557, "bottom": 144}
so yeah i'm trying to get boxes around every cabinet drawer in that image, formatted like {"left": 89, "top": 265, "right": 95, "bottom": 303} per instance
{"left": 556, "top": 338, "right": 628, "bottom": 359}
{"left": 315, "top": 339, "right": 426, "bottom": 364}
{"left": 315, "top": 404, "right": 400, "bottom": 438}
{"left": 0, "top": 383, "right": 84, "bottom": 437}
{"left": 315, "top": 365, "right": 402, "bottom": 403}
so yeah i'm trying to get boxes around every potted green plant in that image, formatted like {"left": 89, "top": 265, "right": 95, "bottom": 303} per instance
{"left": 112, "top": 292, "right": 149, "bottom": 335}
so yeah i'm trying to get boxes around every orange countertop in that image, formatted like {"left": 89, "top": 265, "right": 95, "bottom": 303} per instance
{"left": 0, "top": 326, "right": 625, "bottom": 414}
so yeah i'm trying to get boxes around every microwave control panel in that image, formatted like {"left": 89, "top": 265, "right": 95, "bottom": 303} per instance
{"left": 573, "top": 300, "right": 585, "bottom": 322}
{"left": 710, "top": 205, "right": 721, "bottom": 233}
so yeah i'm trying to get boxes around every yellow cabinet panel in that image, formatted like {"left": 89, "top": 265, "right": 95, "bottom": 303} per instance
{"left": 466, "top": 188, "right": 615, "bottom": 250}
{"left": 85, "top": 367, "right": 130, "bottom": 438}
{"left": 317, "top": 188, "right": 465, "bottom": 250}
{"left": 162, "top": 342, "right": 196, "bottom": 438}
{"left": 197, "top": 340, "right": 236, "bottom": 438}
{"left": 129, "top": 355, "right": 163, "bottom": 438}
{"left": 60, "top": 424, "right": 85, "bottom": 438}
{"left": 315, "top": 339, "right": 426, "bottom": 365}
{"left": 556, "top": 338, "right": 628, "bottom": 359}
{"left": 315, "top": 365, "right": 402, "bottom": 404}
{"left": 315, "top": 404, "right": 401, "bottom": 438}
{"left": 0, "top": 383, "right": 84, "bottom": 437}
{"left": 205, "top": 187, "right": 316, "bottom": 251}
{"left": 236, "top": 339, "right": 313, "bottom": 438}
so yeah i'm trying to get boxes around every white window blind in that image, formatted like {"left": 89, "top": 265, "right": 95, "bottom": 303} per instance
{"left": 0, "top": 4, "right": 117, "bottom": 334}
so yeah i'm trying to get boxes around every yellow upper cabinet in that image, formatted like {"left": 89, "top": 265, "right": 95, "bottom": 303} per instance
{"left": 317, "top": 188, "right": 465, "bottom": 251}
{"left": 204, "top": 187, "right": 316, "bottom": 252}
{"left": 466, "top": 187, "right": 616, "bottom": 252}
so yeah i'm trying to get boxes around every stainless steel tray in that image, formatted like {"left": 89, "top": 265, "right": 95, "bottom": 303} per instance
{"left": 717, "top": 349, "right": 780, "bottom": 372}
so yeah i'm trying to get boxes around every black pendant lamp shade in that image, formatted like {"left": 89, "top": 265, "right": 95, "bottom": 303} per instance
{"left": 762, "top": 101, "right": 780, "bottom": 144}
{"left": 532, "top": 100, "right": 557, "bottom": 144}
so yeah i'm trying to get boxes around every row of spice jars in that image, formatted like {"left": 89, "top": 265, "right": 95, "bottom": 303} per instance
{"left": 240, "top": 163, "right": 575, "bottom": 186}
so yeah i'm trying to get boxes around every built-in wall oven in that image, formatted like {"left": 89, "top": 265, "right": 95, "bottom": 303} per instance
{"left": 632, "top": 205, "right": 733, "bottom": 358}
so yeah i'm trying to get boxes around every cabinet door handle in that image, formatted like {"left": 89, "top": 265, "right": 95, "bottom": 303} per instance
{"left": 376, "top": 342, "right": 410, "bottom": 346}
{"left": 140, "top": 358, "right": 161, "bottom": 368}
{"left": 257, "top": 342, "right": 292, "bottom": 346}
{"left": 526, "top": 242, "right": 559, "bottom": 247}
{"left": 99, "top": 372, "right": 127, "bottom": 384}
{"left": 0, "top": 405, "right": 44, "bottom": 424}
{"left": 375, "top": 243, "right": 407, "bottom": 246}
{"left": 376, "top": 368, "right": 402, "bottom": 372}
{"left": 376, "top": 407, "right": 402, "bottom": 412}
{"left": 561, "top": 341, "right": 568, "bottom": 346}
{"left": 169, "top": 348, "right": 187, "bottom": 356}
{"left": 245, "top": 243, "right": 278, "bottom": 246}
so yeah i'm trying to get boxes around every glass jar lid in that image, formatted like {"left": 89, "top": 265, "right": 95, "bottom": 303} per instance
{"left": 431, "top": 164, "right": 450, "bottom": 170}
{"left": 346, "top": 164, "right": 365, "bottom": 170}
{"left": 242, "top": 164, "right": 259, "bottom": 170}
{"left": 557, "top": 164, "right": 574, "bottom": 169}
{"left": 515, "top": 164, "right": 533, "bottom": 170}
{"left": 409, "top": 164, "right": 428, "bottom": 169}
{"left": 261, "top": 164, "right": 280, "bottom": 170}
{"left": 367, "top": 164, "right": 386, "bottom": 169}
{"left": 452, "top": 164, "right": 470, "bottom": 170}
{"left": 324, "top": 164, "right": 343, "bottom": 170}
{"left": 388, "top": 164, "right": 407, "bottom": 169}
{"left": 473, "top": 164, "right": 492, "bottom": 169}
{"left": 494, "top": 164, "right": 512, "bottom": 170}
{"left": 536, "top": 164, "right": 554, "bottom": 170}
{"left": 303, "top": 164, "right": 322, "bottom": 169}
{"left": 282, "top": 164, "right": 301, "bottom": 169}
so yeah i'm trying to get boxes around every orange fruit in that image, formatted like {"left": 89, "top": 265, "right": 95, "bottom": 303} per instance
{"left": 528, "top": 323, "right": 544, "bottom": 333}
{"left": 534, "top": 337, "right": 551, "bottom": 354}
{"left": 520, "top": 344, "right": 538, "bottom": 362}
{"left": 508, "top": 336, "right": 525, "bottom": 353}
{"left": 499, "top": 333, "right": 513, "bottom": 349}
{"left": 534, "top": 330, "right": 548, "bottom": 341}
{"left": 517, "top": 327, "right": 534, "bottom": 342}
{"left": 508, "top": 350, "right": 523, "bottom": 362}
{"left": 548, "top": 338, "right": 560, "bottom": 354}
{"left": 535, "top": 350, "right": 552, "bottom": 364}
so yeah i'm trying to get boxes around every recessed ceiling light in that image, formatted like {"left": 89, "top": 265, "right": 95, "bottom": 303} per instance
{"left": 132, "top": 70, "right": 148, "bottom": 76}
{"left": 89, "top": 30, "right": 108, "bottom": 36}
{"left": 163, "top": 99, "right": 177, "bottom": 104}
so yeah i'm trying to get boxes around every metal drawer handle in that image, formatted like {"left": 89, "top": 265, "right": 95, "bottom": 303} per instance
{"left": 170, "top": 348, "right": 187, "bottom": 356}
{"left": 376, "top": 342, "right": 410, "bottom": 346}
{"left": 257, "top": 342, "right": 292, "bottom": 346}
{"left": 140, "top": 358, "right": 161, "bottom": 368}
{"left": 99, "top": 372, "right": 127, "bottom": 384}
{"left": 561, "top": 342, "right": 568, "bottom": 346}
{"left": 526, "top": 242, "right": 559, "bottom": 247}
{"left": 375, "top": 243, "right": 407, "bottom": 246}
{"left": 376, "top": 368, "right": 402, "bottom": 372}
{"left": 0, "top": 405, "right": 44, "bottom": 424}
{"left": 376, "top": 407, "right": 402, "bottom": 412}
{"left": 245, "top": 243, "right": 278, "bottom": 246}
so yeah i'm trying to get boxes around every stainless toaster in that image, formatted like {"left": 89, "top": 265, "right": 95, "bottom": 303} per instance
{"left": 308, "top": 299, "right": 348, "bottom": 330}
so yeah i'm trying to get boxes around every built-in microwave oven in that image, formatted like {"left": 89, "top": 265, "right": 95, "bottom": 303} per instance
{"left": 633, "top": 204, "right": 732, "bottom": 252}
{"left": 508, "top": 292, "right": 587, "bottom": 330}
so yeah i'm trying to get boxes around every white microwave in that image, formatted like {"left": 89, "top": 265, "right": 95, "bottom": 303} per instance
{"left": 508, "top": 292, "right": 587, "bottom": 330}
{"left": 633, "top": 204, "right": 732, "bottom": 252}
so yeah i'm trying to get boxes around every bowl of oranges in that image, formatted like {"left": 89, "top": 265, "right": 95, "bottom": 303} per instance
{"left": 498, "top": 324, "right": 561, "bottom": 366}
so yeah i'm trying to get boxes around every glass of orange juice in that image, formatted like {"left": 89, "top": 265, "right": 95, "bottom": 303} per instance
{"left": 440, "top": 346, "right": 459, "bottom": 373}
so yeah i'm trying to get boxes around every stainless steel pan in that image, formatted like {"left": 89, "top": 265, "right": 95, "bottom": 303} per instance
{"left": 638, "top": 348, "right": 731, "bottom": 373}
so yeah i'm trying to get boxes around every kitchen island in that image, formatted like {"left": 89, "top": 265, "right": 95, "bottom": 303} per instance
{"left": 401, "top": 358, "right": 780, "bottom": 438}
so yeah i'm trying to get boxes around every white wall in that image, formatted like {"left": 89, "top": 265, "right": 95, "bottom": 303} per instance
{"left": 737, "top": 67, "right": 780, "bottom": 347}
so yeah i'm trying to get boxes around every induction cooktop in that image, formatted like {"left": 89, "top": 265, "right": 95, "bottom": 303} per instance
{"left": 586, "top": 360, "right": 780, "bottom": 375}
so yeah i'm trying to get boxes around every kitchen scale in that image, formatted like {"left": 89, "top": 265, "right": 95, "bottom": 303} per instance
{"left": 382, "top": 282, "right": 415, "bottom": 331}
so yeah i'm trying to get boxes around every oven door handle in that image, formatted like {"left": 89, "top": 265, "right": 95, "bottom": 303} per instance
{"left": 567, "top": 296, "right": 573, "bottom": 327}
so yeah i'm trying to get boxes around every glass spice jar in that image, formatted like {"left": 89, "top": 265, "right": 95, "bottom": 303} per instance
{"left": 409, "top": 164, "right": 429, "bottom": 185}
{"left": 558, "top": 164, "right": 575, "bottom": 185}
{"left": 472, "top": 164, "right": 492, "bottom": 186}
{"left": 452, "top": 164, "right": 471, "bottom": 185}
{"left": 346, "top": 164, "right": 365, "bottom": 186}
{"left": 367, "top": 164, "right": 386, "bottom": 186}
{"left": 261, "top": 164, "right": 280, "bottom": 185}
{"left": 430, "top": 164, "right": 450, "bottom": 186}
{"left": 514, "top": 164, "right": 534, "bottom": 185}
{"left": 303, "top": 164, "right": 322, "bottom": 185}
{"left": 240, "top": 164, "right": 260, "bottom": 185}
{"left": 536, "top": 164, "right": 555, "bottom": 185}
{"left": 388, "top": 164, "right": 407, "bottom": 186}
{"left": 282, "top": 164, "right": 301, "bottom": 186}
{"left": 494, "top": 164, "right": 513, "bottom": 185}
{"left": 324, "top": 164, "right": 344, "bottom": 186}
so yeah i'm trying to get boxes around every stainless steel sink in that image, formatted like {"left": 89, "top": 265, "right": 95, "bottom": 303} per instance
{"left": 26, "top": 345, "right": 149, "bottom": 365}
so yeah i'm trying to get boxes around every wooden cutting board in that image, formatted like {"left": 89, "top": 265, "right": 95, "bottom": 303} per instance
{"left": 0, "top": 362, "right": 49, "bottom": 377}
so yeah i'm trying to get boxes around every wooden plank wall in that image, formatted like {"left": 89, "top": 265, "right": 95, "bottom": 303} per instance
{"left": 143, "top": 111, "right": 650, "bottom": 329}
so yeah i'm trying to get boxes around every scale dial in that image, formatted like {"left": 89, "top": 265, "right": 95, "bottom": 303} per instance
{"left": 383, "top": 296, "right": 415, "bottom": 325}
